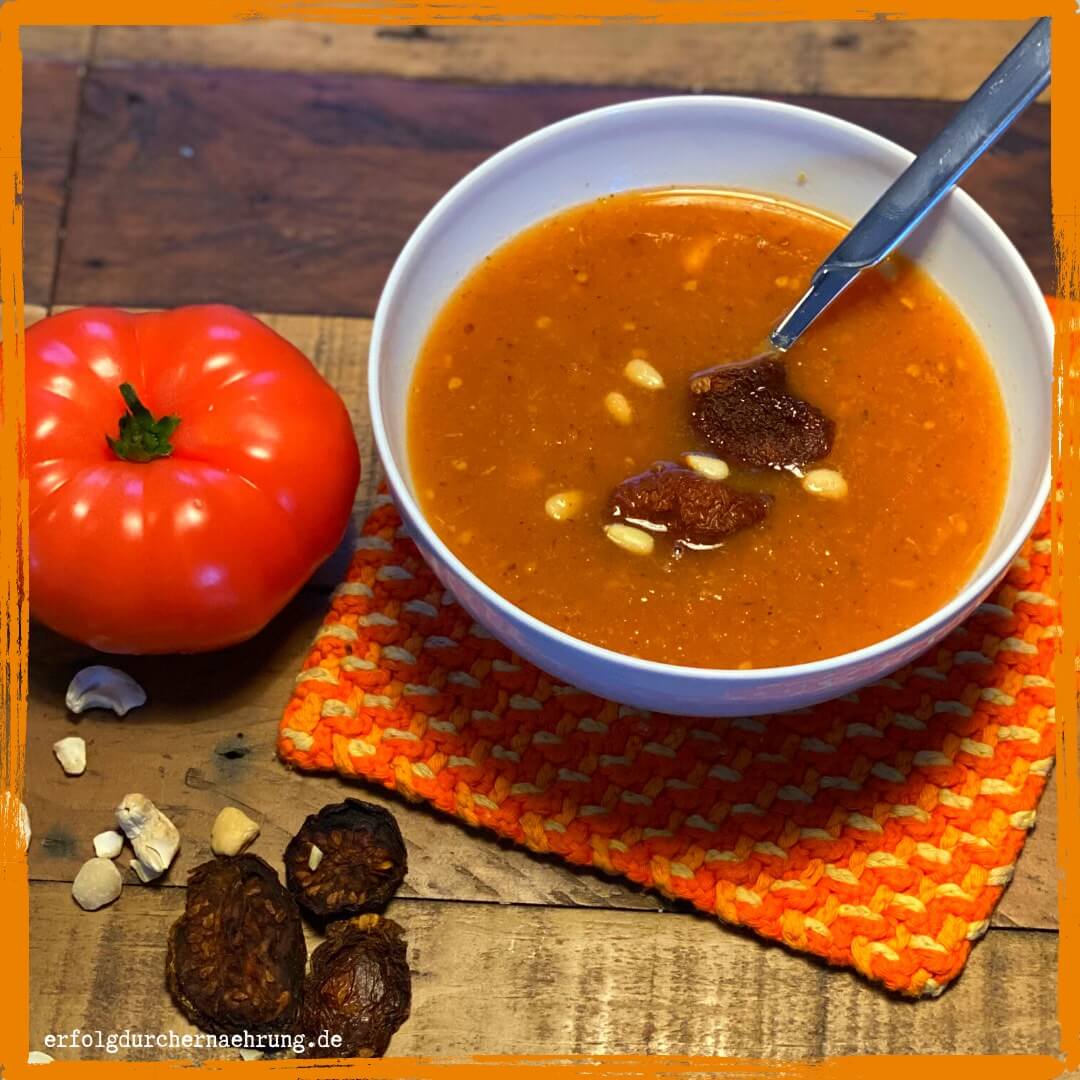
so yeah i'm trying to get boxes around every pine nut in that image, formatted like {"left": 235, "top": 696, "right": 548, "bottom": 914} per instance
{"left": 684, "top": 453, "right": 729, "bottom": 480}
{"left": 604, "top": 391, "right": 633, "bottom": 425}
{"left": 545, "top": 490, "right": 585, "bottom": 522}
{"left": 624, "top": 359, "right": 665, "bottom": 391}
{"left": 682, "top": 235, "right": 714, "bottom": 274}
{"left": 604, "top": 523, "right": 654, "bottom": 555}
{"left": 802, "top": 468, "right": 848, "bottom": 500}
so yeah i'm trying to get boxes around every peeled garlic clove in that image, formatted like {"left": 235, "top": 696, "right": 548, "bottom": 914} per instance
{"left": 52, "top": 736, "right": 86, "bottom": 776}
{"left": 211, "top": 806, "right": 260, "bottom": 856}
{"left": 66, "top": 665, "right": 147, "bottom": 717}
{"left": 72, "top": 857, "right": 123, "bottom": 911}
{"left": 27, "top": 1051, "right": 54, "bottom": 1064}
{"left": 93, "top": 830, "right": 124, "bottom": 860}
{"left": 115, "top": 794, "right": 180, "bottom": 880}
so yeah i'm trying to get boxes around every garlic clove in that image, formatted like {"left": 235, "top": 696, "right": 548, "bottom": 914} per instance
{"left": 27, "top": 1051, "right": 54, "bottom": 1064}
{"left": 115, "top": 794, "right": 180, "bottom": 880}
{"left": 72, "top": 857, "right": 123, "bottom": 911}
{"left": 130, "top": 858, "right": 156, "bottom": 883}
{"left": 53, "top": 736, "right": 87, "bottom": 776}
{"left": 210, "top": 806, "right": 260, "bottom": 857}
{"left": 93, "top": 830, "right": 124, "bottom": 860}
{"left": 66, "top": 665, "right": 147, "bottom": 717}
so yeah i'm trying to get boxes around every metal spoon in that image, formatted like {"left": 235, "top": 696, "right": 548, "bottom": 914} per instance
{"left": 770, "top": 16, "right": 1050, "bottom": 353}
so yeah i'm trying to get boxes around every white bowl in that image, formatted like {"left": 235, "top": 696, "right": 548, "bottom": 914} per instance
{"left": 370, "top": 96, "right": 1051, "bottom": 717}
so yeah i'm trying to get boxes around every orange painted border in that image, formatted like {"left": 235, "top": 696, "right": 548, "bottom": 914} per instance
{"left": 0, "top": 2, "right": 1073, "bottom": 1078}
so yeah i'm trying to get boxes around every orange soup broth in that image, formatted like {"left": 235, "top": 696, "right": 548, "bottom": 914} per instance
{"left": 408, "top": 190, "right": 1009, "bottom": 669}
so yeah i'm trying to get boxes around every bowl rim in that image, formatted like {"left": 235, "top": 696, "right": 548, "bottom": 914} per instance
{"left": 369, "top": 93, "right": 1053, "bottom": 686}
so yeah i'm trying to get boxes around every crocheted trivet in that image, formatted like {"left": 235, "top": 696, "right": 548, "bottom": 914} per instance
{"left": 279, "top": 499, "right": 1057, "bottom": 997}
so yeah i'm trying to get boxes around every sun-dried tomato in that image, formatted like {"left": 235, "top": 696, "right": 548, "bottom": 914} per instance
{"left": 298, "top": 914, "right": 411, "bottom": 1058}
{"left": 166, "top": 855, "right": 306, "bottom": 1036}
{"left": 689, "top": 355, "right": 834, "bottom": 469}
{"left": 609, "top": 461, "right": 771, "bottom": 548}
{"left": 284, "top": 799, "right": 407, "bottom": 921}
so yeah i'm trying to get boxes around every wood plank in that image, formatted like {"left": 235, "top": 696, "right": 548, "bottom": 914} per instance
{"left": 54, "top": 68, "right": 1052, "bottom": 318}
{"left": 21, "top": 26, "right": 92, "bottom": 62}
{"left": 22, "top": 307, "right": 1057, "bottom": 928}
{"left": 92, "top": 21, "right": 1045, "bottom": 104}
{"left": 28, "top": 882, "right": 1058, "bottom": 1060}
{"left": 22, "top": 61, "right": 83, "bottom": 306}
{"left": 54, "top": 70, "right": 647, "bottom": 317}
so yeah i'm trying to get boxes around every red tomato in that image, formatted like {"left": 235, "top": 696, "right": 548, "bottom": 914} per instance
{"left": 23, "top": 305, "right": 360, "bottom": 653}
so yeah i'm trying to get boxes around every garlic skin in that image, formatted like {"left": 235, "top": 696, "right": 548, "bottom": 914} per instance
{"left": 52, "top": 736, "right": 87, "bottom": 776}
{"left": 210, "top": 807, "right": 260, "bottom": 857}
{"left": 115, "top": 794, "right": 180, "bottom": 881}
{"left": 72, "top": 857, "right": 123, "bottom": 911}
{"left": 66, "top": 666, "right": 147, "bottom": 717}
{"left": 93, "top": 830, "right": 124, "bottom": 860}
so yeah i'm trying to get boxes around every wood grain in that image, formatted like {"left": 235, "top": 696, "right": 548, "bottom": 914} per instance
{"left": 21, "top": 26, "right": 92, "bottom": 62}
{"left": 92, "top": 21, "right": 1045, "bottom": 104}
{"left": 28, "top": 882, "right": 1057, "bottom": 1061}
{"left": 54, "top": 68, "right": 1052, "bottom": 318}
{"left": 22, "top": 308, "right": 1058, "bottom": 928}
{"left": 23, "top": 61, "right": 83, "bottom": 306}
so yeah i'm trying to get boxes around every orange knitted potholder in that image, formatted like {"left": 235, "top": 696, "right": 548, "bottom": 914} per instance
{"left": 279, "top": 497, "right": 1057, "bottom": 997}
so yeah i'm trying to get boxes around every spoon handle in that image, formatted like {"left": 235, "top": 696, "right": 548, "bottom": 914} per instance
{"left": 771, "top": 16, "right": 1050, "bottom": 352}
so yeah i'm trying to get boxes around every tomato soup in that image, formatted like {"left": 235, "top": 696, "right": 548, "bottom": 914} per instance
{"left": 407, "top": 189, "right": 1009, "bottom": 669}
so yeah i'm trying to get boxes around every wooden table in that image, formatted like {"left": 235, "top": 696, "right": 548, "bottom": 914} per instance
{"left": 20, "top": 19, "right": 1058, "bottom": 1061}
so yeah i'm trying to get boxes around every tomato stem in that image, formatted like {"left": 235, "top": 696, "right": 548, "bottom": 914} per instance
{"left": 106, "top": 383, "right": 181, "bottom": 462}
